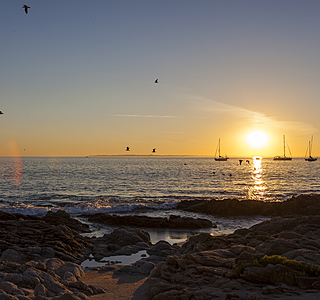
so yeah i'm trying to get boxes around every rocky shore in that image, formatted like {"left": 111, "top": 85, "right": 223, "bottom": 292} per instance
{"left": 147, "top": 215, "right": 320, "bottom": 299}
{"left": 83, "top": 214, "right": 214, "bottom": 229}
{"left": 2, "top": 195, "right": 320, "bottom": 299}
{"left": 176, "top": 194, "right": 320, "bottom": 216}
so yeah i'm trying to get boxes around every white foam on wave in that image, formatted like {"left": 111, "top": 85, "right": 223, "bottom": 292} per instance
{"left": 0, "top": 197, "right": 180, "bottom": 216}
{"left": 0, "top": 201, "right": 53, "bottom": 216}
{"left": 64, "top": 198, "right": 180, "bottom": 214}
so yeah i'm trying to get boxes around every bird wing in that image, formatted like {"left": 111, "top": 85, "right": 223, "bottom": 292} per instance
{"left": 23, "top": 5, "right": 29, "bottom": 14}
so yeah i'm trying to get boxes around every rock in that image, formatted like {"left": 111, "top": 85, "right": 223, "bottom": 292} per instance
{"left": 247, "top": 293, "right": 262, "bottom": 300}
{"left": 296, "top": 276, "right": 319, "bottom": 290}
{"left": 176, "top": 194, "right": 320, "bottom": 217}
{"left": 84, "top": 213, "right": 213, "bottom": 229}
{"left": 0, "top": 281, "right": 24, "bottom": 296}
{"left": 193, "top": 251, "right": 235, "bottom": 268}
{"left": 99, "top": 227, "right": 151, "bottom": 247}
{"left": 42, "top": 211, "right": 90, "bottom": 233}
{"left": 34, "top": 284, "right": 47, "bottom": 297}
{"left": 133, "top": 260, "right": 155, "bottom": 275}
{"left": 255, "top": 238, "right": 298, "bottom": 255}
{"left": 52, "top": 293, "right": 84, "bottom": 300}
{"left": 242, "top": 264, "right": 296, "bottom": 286}
{"left": 58, "top": 262, "right": 83, "bottom": 280}
{"left": 148, "top": 241, "right": 178, "bottom": 257}
{"left": 261, "top": 285, "right": 282, "bottom": 295}
{"left": 116, "top": 260, "right": 155, "bottom": 276}
{"left": 1, "top": 250, "right": 25, "bottom": 264}
{"left": 0, "top": 291, "right": 20, "bottom": 300}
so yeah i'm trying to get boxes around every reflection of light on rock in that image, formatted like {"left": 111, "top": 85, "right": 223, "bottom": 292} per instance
{"left": 10, "top": 141, "right": 23, "bottom": 186}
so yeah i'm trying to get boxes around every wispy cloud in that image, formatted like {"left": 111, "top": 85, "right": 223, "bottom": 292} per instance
{"left": 109, "top": 114, "right": 178, "bottom": 118}
{"left": 190, "top": 96, "right": 317, "bottom": 134}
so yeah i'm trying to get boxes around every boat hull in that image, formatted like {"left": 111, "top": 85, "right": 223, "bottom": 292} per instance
{"left": 305, "top": 157, "right": 317, "bottom": 162}
{"left": 215, "top": 157, "right": 229, "bottom": 161}
{"left": 273, "top": 156, "right": 292, "bottom": 161}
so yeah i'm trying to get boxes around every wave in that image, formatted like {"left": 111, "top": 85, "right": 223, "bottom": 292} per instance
{"left": 0, "top": 196, "right": 181, "bottom": 216}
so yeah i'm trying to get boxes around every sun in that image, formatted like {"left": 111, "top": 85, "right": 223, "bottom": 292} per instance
{"left": 246, "top": 131, "right": 268, "bottom": 148}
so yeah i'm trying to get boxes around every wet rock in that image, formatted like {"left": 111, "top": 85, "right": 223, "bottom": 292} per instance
{"left": 84, "top": 213, "right": 213, "bottom": 228}
{"left": 177, "top": 194, "right": 320, "bottom": 217}
{"left": 98, "top": 227, "right": 151, "bottom": 247}
{"left": 148, "top": 241, "right": 179, "bottom": 257}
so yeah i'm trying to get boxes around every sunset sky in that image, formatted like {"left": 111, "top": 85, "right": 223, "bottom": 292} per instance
{"left": 1, "top": 1, "right": 320, "bottom": 157}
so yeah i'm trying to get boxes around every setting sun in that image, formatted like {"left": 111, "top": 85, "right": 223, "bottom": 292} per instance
{"left": 246, "top": 131, "right": 269, "bottom": 149}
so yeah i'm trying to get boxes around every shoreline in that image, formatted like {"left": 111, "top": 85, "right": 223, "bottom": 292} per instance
{"left": 2, "top": 196, "right": 320, "bottom": 299}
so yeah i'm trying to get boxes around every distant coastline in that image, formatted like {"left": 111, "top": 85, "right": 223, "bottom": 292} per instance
{"left": 87, "top": 155, "right": 308, "bottom": 159}
{"left": 88, "top": 154, "right": 210, "bottom": 157}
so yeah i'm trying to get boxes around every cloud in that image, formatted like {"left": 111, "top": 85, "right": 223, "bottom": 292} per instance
{"left": 190, "top": 95, "right": 317, "bottom": 135}
{"left": 109, "top": 114, "right": 178, "bottom": 118}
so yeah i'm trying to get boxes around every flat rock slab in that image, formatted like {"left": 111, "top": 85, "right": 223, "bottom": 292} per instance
{"left": 84, "top": 214, "right": 213, "bottom": 229}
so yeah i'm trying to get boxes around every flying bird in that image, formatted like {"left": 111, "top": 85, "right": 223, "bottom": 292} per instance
{"left": 126, "top": 146, "right": 130, "bottom": 151}
{"left": 154, "top": 79, "right": 158, "bottom": 83}
{"left": 0, "top": 111, "right": 3, "bottom": 115}
{"left": 152, "top": 148, "right": 156, "bottom": 153}
{"left": 23, "top": 5, "right": 30, "bottom": 14}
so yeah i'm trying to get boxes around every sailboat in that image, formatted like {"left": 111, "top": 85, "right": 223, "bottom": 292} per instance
{"left": 305, "top": 136, "right": 317, "bottom": 161}
{"left": 273, "top": 135, "right": 292, "bottom": 161}
{"left": 214, "top": 138, "right": 229, "bottom": 161}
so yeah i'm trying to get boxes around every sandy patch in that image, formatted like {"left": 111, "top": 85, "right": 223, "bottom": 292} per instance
{"left": 82, "top": 265, "right": 149, "bottom": 300}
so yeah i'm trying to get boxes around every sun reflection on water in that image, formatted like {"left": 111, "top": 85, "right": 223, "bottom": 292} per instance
{"left": 247, "top": 156, "right": 267, "bottom": 200}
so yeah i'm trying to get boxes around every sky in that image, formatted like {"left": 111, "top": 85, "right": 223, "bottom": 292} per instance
{"left": 1, "top": 0, "right": 320, "bottom": 157}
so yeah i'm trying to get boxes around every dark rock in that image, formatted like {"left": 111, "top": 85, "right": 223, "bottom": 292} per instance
{"left": 176, "top": 194, "right": 320, "bottom": 217}
{"left": 98, "top": 227, "right": 151, "bottom": 247}
{"left": 84, "top": 213, "right": 213, "bottom": 228}
{"left": 242, "top": 264, "right": 296, "bottom": 286}
{"left": 43, "top": 211, "right": 90, "bottom": 233}
{"left": 296, "top": 276, "right": 319, "bottom": 290}
{"left": 255, "top": 238, "right": 298, "bottom": 256}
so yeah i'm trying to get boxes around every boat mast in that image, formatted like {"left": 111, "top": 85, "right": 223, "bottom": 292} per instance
{"left": 283, "top": 135, "right": 286, "bottom": 157}
{"left": 310, "top": 136, "right": 313, "bottom": 157}
{"left": 218, "top": 138, "right": 221, "bottom": 157}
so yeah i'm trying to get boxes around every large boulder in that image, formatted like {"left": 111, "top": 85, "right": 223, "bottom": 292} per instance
{"left": 99, "top": 227, "right": 151, "bottom": 247}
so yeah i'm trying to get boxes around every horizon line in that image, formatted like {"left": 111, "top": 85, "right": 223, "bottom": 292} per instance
{"left": 0, "top": 155, "right": 314, "bottom": 159}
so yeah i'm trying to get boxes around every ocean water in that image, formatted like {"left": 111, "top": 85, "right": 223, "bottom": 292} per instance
{"left": 0, "top": 156, "right": 319, "bottom": 243}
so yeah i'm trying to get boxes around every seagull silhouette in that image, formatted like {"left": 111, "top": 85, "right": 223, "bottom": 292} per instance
{"left": 23, "top": 5, "right": 30, "bottom": 14}
{"left": 0, "top": 111, "right": 3, "bottom": 115}
{"left": 154, "top": 79, "right": 158, "bottom": 83}
{"left": 152, "top": 148, "right": 156, "bottom": 153}
{"left": 126, "top": 146, "right": 130, "bottom": 151}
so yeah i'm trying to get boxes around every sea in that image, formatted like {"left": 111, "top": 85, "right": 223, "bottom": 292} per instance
{"left": 0, "top": 156, "right": 319, "bottom": 244}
